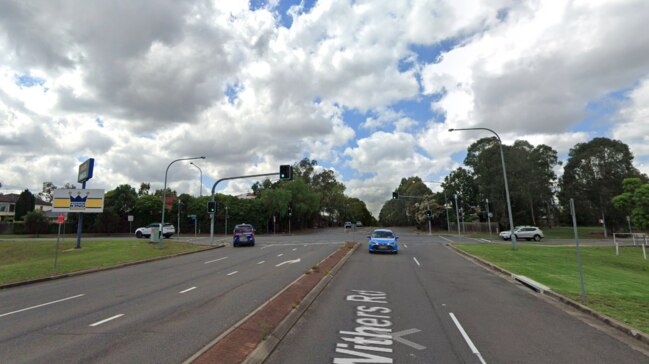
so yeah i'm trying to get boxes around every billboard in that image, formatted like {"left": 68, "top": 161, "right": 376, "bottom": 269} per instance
{"left": 78, "top": 158, "right": 95, "bottom": 183}
{"left": 52, "top": 189, "right": 105, "bottom": 213}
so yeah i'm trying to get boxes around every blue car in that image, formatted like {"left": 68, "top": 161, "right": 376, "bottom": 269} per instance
{"left": 368, "top": 229, "right": 398, "bottom": 254}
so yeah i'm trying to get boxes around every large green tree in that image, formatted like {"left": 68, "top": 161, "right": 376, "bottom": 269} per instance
{"left": 612, "top": 178, "right": 649, "bottom": 232}
{"left": 379, "top": 177, "right": 432, "bottom": 226}
{"left": 559, "top": 137, "right": 645, "bottom": 232}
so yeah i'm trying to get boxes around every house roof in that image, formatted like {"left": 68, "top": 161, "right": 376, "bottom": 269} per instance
{"left": 0, "top": 193, "right": 51, "bottom": 206}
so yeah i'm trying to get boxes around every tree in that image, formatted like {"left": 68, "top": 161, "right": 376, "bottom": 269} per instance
{"left": 39, "top": 182, "right": 57, "bottom": 203}
{"left": 378, "top": 177, "right": 432, "bottom": 226}
{"left": 15, "top": 189, "right": 36, "bottom": 221}
{"left": 463, "top": 137, "right": 559, "bottom": 228}
{"left": 612, "top": 178, "right": 649, "bottom": 231}
{"left": 24, "top": 210, "right": 49, "bottom": 236}
{"left": 138, "top": 182, "right": 151, "bottom": 196}
{"left": 105, "top": 185, "right": 138, "bottom": 217}
{"left": 559, "top": 137, "right": 645, "bottom": 232}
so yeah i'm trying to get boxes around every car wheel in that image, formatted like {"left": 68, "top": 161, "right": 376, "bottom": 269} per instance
{"left": 534, "top": 235, "right": 542, "bottom": 242}
{"left": 164, "top": 234, "right": 171, "bottom": 239}
{"left": 136, "top": 231, "right": 143, "bottom": 239}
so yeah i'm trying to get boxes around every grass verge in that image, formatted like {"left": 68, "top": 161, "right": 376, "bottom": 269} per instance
{"left": 0, "top": 239, "right": 209, "bottom": 285}
{"left": 455, "top": 243, "right": 649, "bottom": 334}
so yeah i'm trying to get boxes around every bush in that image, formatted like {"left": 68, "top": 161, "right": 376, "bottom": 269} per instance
{"left": 24, "top": 211, "right": 49, "bottom": 236}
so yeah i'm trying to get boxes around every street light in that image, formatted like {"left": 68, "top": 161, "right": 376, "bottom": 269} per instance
{"left": 160, "top": 156, "right": 206, "bottom": 248}
{"left": 449, "top": 127, "right": 517, "bottom": 249}
{"left": 189, "top": 162, "right": 203, "bottom": 197}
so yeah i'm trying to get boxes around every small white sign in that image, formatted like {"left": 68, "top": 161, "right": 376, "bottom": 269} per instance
{"left": 128, "top": 215, "right": 134, "bottom": 222}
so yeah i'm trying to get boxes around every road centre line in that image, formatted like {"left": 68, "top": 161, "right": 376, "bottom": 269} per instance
{"left": 179, "top": 287, "right": 196, "bottom": 294}
{"left": 292, "top": 248, "right": 297, "bottom": 251}
{"left": 0, "top": 294, "right": 85, "bottom": 318}
{"left": 204, "top": 257, "right": 228, "bottom": 264}
{"left": 403, "top": 244, "right": 408, "bottom": 248}
{"left": 90, "top": 314, "right": 124, "bottom": 327}
{"left": 449, "top": 313, "right": 486, "bottom": 364}
{"left": 278, "top": 253, "right": 284, "bottom": 257}
{"left": 257, "top": 261, "right": 265, "bottom": 264}
{"left": 413, "top": 257, "right": 421, "bottom": 267}
{"left": 227, "top": 271, "right": 238, "bottom": 276}
{"left": 438, "top": 235, "right": 454, "bottom": 243}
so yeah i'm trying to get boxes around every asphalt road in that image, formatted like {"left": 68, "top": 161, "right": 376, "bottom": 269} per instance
{"left": 266, "top": 229, "right": 649, "bottom": 363}
{"left": 0, "top": 231, "right": 347, "bottom": 363}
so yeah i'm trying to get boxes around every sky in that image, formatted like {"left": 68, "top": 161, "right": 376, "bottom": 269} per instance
{"left": 1, "top": 0, "right": 649, "bottom": 217}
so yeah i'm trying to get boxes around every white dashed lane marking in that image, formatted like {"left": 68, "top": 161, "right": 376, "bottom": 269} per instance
{"left": 204, "top": 257, "right": 228, "bottom": 264}
{"left": 179, "top": 287, "right": 196, "bottom": 294}
{"left": 90, "top": 314, "right": 124, "bottom": 327}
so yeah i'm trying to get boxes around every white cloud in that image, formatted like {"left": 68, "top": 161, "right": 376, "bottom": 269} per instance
{"left": 0, "top": 0, "right": 648, "bottom": 219}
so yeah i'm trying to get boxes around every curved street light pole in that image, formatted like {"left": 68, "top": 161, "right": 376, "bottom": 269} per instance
{"left": 449, "top": 127, "right": 517, "bottom": 250}
{"left": 190, "top": 162, "right": 203, "bottom": 197}
{"left": 160, "top": 156, "right": 206, "bottom": 248}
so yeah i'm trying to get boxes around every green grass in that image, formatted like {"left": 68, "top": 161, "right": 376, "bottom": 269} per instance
{"left": 0, "top": 239, "right": 210, "bottom": 285}
{"left": 456, "top": 243, "right": 649, "bottom": 334}
{"left": 464, "top": 226, "right": 608, "bottom": 240}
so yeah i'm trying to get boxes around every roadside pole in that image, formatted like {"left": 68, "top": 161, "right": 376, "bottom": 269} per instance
{"left": 454, "top": 194, "right": 461, "bottom": 237}
{"left": 486, "top": 199, "right": 492, "bottom": 239}
{"left": 570, "top": 199, "right": 587, "bottom": 304}
{"left": 54, "top": 213, "right": 64, "bottom": 271}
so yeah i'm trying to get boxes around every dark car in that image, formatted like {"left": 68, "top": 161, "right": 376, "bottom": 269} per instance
{"left": 233, "top": 223, "right": 255, "bottom": 247}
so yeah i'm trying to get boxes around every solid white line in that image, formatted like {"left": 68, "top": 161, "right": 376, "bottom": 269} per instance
{"left": 179, "top": 287, "right": 197, "bottom": 294}
{"left": 413, "top": 257, "right": 421, "bottom": 267}
{"left": 0, "top": 294, "right": 85, "bottom": 318}
{"left": 449, "top": 313, "right": 486, "bottom": 364}
{"left": 227, "top": 271, "right": 238, "bottom": 276}
{"left": 277, "top": 253, "right": 284, "bottom": 257}
{"left": 257, "top": 261, "right": 265, "bottom": 264}
{"left": 438, "top": 235, "right": 454, "bottom": 243}
{"left": 204, "top": 257, "right": 228, "bottom": 264}
{"left": 90, "top": 314, "right": 124, "bottom": 327}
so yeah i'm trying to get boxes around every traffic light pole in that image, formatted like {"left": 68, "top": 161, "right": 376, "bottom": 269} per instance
{"left": 209, "top": 172, "right": 281, "bottom": 244}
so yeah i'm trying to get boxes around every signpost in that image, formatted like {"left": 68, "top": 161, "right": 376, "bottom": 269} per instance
{"left": 54, "top": 213, "right": 64, "bottom": 271}
{"left": 76, "top": 158, "right": 94, "bottom": 249}
{"left": 52, "top": 186, "right": 104, "bottom": 249}
{"left": 128, "top": 215, "right": 134, "bottom": 233}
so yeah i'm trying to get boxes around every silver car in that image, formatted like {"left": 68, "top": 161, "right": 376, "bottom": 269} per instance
{"left": 500, "top": 226, "right": 544, "bottom": 241}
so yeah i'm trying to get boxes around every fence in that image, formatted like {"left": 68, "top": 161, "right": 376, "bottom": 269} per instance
{"left": 612, "top": 232, "right": 647, "bottom": 259}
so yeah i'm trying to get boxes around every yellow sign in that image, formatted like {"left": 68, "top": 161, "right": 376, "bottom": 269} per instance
{"left": 52, "top": 189, "right": 105, "bottom": 213}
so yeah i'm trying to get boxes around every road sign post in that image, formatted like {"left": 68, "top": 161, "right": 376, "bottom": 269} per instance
{"left": 54, "top": 213, "right": 64, "bottom": 271}
{"left": 569, "top": 199, "right": 587, "bottom": 304}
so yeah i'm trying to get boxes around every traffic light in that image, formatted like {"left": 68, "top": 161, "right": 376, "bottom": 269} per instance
{"left": 288, "top": 207, "right": 292, "bottom": 217}
{"left": 279, "top": 165, "right": 293, "bottom": 180}
{"left": 207, "top": 201, "right": 216, "bottom": 213}
{"left": 392, "top": 192, "right": 399, "bottom": 199}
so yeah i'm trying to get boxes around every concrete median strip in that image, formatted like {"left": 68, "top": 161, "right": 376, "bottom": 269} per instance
{"left": 185, "top": 242, "right": 359, "bottom": 364}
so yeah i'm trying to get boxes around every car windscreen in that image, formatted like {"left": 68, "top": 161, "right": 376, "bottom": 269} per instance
{"left": 371, "top": 231, "right": 394, "bottom": 238}
{"left": 235, "top": 226, "right": 253, "bottom": 233}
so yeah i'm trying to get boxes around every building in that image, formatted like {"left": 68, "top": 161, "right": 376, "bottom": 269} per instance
{"left": 0, "top": 193, "right": 52, "bottom": 222}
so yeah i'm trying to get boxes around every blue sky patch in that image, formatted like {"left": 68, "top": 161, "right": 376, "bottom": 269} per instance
{"left": 573, "top": 87, "right": 633, "bottom": 134}
{"left": 225, "top": 83, "right": 242, "bottom": 104}
{"left": 15, "top": 73, "right": 46, "bottom": 88}
{"left": 95, "top": 117, "right": 104, "bottom": 128}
